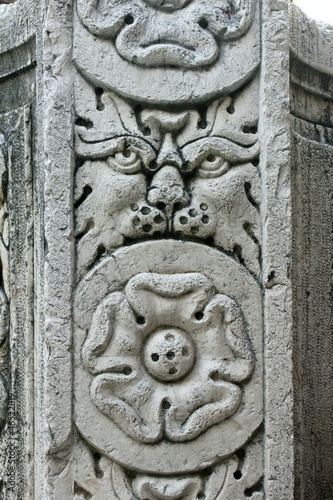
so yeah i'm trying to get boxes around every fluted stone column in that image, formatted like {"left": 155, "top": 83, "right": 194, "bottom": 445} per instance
{"left": 0, "top": 1, "right": 331, "bottom": 499}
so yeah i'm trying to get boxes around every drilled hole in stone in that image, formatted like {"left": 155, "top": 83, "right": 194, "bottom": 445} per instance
{"left": 227, "top": 103, "right": 235, "bottom": 114}
{"left": 169, "top": 368, "right": 177, "bottom": 375}
{"left": 142, "top": 224, "right": 152, "bottom": 232}
{"left": 154, "top": 214, "right": 164, "bottom": 224}
{"left": 199, "top": 18, "right": 209, "bottom": 29}
{"left": 244, "top": 478, "right": 264, "bottom": 498}
{"left": 162, "top": 400, "right": 171, "bottom": 409}
{"left": 200, "top": 203, "right": 208, "bottom": 211}
{"left": 205, "top": 236, "right": 214, "bottom": 246}
{"left": 75, "top": 117, "right": 93, "bottom": 129}
{"left": 166, "top": 351, "right": 175, "bottom": 360}
{"left": 209, "top": 371, "right": 222, "bottom": 382}
{"left": 143, "top": 127, "right": 151, "bottom": 136}
{"left": 165, "top": 334, "right": 174, "bottom": 342}
{"left": 132, "top": 216, "right": 141, "bottom": 227}
{"left": 136, "top": 316, "right": 146, "bottom": 325}
{"left": 124, "top": 14, "right": 134, "bottom": 24}
{"left": 181, "top": 162, "right": 191, "bottom": 172}
{"left": 198, "top": 118, "right": 207, "bottom": 129}
{"left": 243, "top": 124, "right": 258, "bottom": 134}
{"left": 180, "top": 216, "right": 188, "bottom": 225}
{"left": 141, "top": 206, "right": 151, "bottom": 215}
{"left": 95, "top": 87, "right": 105, "bottom": 111}
{"left": 189, "top": 208, "right": 198, "bottom": 217}
{"left": 123, "top": 148, "right": 131, "bottom": 158}
{"left": 198, "top": 494, "right": 206, "bottom": 500}
{"left": 206, "top": 154, "right": 216, "bottom": 162}
{"left": 202, "top": 215, "right": 209, "bottom": 224}
{"left": 151, "top": 353, "right": 159, "bottom": 362}
{"left": 123, "top": 366, "right": 132, "bottom": 375}
{"left": 202, "top": 467, "right": 213, "bottom": 477}
{"left": 156, "top": 201, "right": 166, "bottom": 210}
{"left": 191, "top": 226, "right": 199, "bottom": 234}
{"left": 234, "top": 470, "right": 242, "bottom": 480}
{"left": 236, "top": 448, "right": 245, "bottom": 460}
{"left": 149, "top": 160, "right": 159, "bottom": 171}
{"left": 174, "top": 202, "right": 183, "bottom": 211}
{"left": 195, "top": 311, "right": 204, "bottom": 321}
{"left": 130, "top": 203, "right": 139, "bottom": 212}
{"left": 75, "top": 482, "right": 93, "bottom": 499}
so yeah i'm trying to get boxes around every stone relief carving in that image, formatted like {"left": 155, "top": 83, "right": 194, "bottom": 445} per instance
{"left": 73, "top": 0, "right": 263, "bottom": 496}
{"left": 73, "top": 426, "right": 264, "bottom": 499}
{"left": 74, "top": 74, "right": 261, "bottom": 280}
{"left": 73, "top": 0, "right": 260, "bottom": 104}
{"left": 76, "top": 0, "right": 255, "bottom": 69}
{"left": 74, "top": 242, "right": 263, "bottom": 481}
{"left": 82, "top": 273, "right": 254, "bottom": 444}
{"left": 0, "top": 134, "right": 9, "bottom": 430}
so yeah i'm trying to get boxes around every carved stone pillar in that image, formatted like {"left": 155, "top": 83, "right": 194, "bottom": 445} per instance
{"left": 0, "top": 1, "right": 331, "bottom": 499}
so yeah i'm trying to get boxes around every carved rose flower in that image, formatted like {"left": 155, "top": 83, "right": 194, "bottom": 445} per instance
{"left": 82, "top": 273, "right": 254, "bottom": 444}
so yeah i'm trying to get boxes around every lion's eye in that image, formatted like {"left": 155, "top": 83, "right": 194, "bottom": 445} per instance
{"left": 115, "top": 148, "right": 138, "bottom": 166}
{"left": 108, "top": 145, "right": 142, "bottom": 174}
{"left": 198, "top": 153, "right": 229, "bottom": 179}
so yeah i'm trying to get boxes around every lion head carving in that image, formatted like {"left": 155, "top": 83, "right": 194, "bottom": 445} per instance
{"left": 76, "top": 0, "right": 256, "bottom": 69}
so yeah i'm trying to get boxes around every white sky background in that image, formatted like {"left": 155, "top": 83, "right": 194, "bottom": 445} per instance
{"left": 294, "top": 0, "right": 333, "bottom": 24}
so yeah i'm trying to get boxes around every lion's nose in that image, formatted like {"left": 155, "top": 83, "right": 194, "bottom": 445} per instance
{"left": 148, "top": 166, "right": 189, "bottom": 217}
{"left": 143, "top": 0, "right": 192, "bottom": 11}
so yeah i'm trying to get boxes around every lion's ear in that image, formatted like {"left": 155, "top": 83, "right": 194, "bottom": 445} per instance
{"left": 223, "top": 0, "right": 256, "bottom": 41}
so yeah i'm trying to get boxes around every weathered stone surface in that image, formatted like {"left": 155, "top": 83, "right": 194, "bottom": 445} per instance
{"left": 0, "top": 1, "right": 331, "bottom": 499}
{"left": 74, "top": 0, "right": 260, "bottom": 104}
{"left": 74, "top": 242, "right": 263, "bottom": 476}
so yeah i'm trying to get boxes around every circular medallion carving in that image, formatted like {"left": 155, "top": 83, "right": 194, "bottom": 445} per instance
{"left": 74, "top": 241, "right": 263, "bottom": 474}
